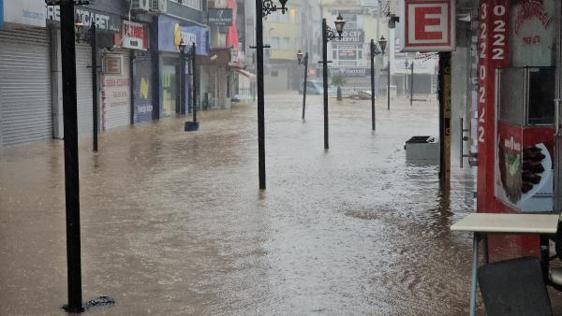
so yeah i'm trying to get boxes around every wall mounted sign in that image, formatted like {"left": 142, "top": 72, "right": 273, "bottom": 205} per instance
{"left": 103, "top": 55, "right": 122, "bottom": 75}
{"left": 403, "top": 0, "right": 455, "bottom": 51}
{"left": 115, "top": 20, "right": 148, "bottom": 50}
{"left": 47, "top": 6, "right": 121, "bottom": 33}
{"left": 0, "top": 0, "right": 4, "bottom": 28}
{"left": 208, "top": 8, "right": 233, "bottom": 27}
{"left": 158, "top": 16, "right": 209, "bottom": 55}
{"left": 339, "top": 29, "right": 364, "bottom": 43}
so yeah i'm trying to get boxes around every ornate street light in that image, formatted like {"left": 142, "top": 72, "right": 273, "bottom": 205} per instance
{"left": 297, "top": 50, "right": 304, "bottom": 64}
{"left": 378, "top": 35, "right": 391, "bottom": 111}
{"left": 297, "top": 49, "right": 309, "bottom": 120}
{"left": 378, "top": 35, "right": 387, "bottom": 55}
{"left": 320, "top": 14, "right": 346, "bottom": 149}
{"left": 255, "top": 0, "right": 290, "bottom": 189}
{"left": 370, "top": 39, "right": 381, "bottom": 131}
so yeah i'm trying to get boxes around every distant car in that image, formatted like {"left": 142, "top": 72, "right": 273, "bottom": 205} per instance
{"left": 298, "top": 80, "right": 337, "bottom": 97}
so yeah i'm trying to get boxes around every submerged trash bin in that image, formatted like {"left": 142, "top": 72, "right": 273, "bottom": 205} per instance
{"left": 404, "top": 136, "right": 440, "bottom": 161}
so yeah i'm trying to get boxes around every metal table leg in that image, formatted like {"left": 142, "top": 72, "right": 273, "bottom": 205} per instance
{"left": 470, "top": 233, "right": 479, "bottom": 316}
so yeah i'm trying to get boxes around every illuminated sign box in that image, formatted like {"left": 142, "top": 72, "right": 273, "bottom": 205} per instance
{"left": 403, "top": 0, "right": 455, "bottom": 52}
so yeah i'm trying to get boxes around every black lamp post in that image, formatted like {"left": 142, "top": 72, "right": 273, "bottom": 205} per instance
{"left": 255, "top": 0, "right": 289, "bottom": 190}
{"left": 370, "top": 39, "right": 381, "bottom": 131}
{"left": 378, "top": 35, "right": 390, "bottom": 111}
{"left": 179, "top": 40, "right": 199, "bottom": 132}
{"left": 297, "top": 49, "right": 309, "bottom": 120}
{"left": 320, "top": 13, "right": 345, "bottom": 150}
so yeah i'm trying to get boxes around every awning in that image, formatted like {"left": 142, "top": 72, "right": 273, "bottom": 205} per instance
{"left": 232, "top": 68, "right": 256, "bottom": 81}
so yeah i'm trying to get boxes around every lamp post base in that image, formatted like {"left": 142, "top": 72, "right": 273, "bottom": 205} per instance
{"left": 185, "top": 122, "right": 200, "bottom": 132}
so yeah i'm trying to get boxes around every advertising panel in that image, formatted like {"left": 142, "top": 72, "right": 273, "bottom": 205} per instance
{"left": 208, "top": 8, "right": 233, "bottom": 27}
{"left": 133, "top": 58, "right": 153, "bottom": 124}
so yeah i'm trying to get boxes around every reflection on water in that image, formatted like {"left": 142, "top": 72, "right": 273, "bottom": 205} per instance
{"left": 0, "top": 95, "right": 475, "bottom": 315}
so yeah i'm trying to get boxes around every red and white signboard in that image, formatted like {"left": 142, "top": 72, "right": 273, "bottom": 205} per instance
{"left": 403, "top": 0, "right": 455, "bottom": 51}
{"left": 114, "top": 21, "right": 149, "bottom": 51}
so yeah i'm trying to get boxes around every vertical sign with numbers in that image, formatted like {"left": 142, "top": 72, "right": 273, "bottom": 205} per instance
{"left": 477, "top": 0, "right": 509, "bottom": 212}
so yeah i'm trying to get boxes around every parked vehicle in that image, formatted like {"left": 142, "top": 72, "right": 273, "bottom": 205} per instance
{"left": 298, "top": 80, "right": 337, "bottom": 97}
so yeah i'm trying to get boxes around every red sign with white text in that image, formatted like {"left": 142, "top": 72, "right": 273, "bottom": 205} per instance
{"left": 404, "top": 0, "right": 455, "bottom": 51}
{"left": 114, "top": 21, "right": 149, "bottom": 51}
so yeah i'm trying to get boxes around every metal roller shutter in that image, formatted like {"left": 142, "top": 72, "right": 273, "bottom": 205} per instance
{"left": 0, "top": 27, "right": 51, "bottom": 146}
{"left": 76, "top": 44, "right": 93, "bottom": 137}
{"left": 102, "top": 49, "right": 131, "bottom": 130}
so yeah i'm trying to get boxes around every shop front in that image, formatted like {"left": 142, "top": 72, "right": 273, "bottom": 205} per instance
{"left": 113, "top": 20, "right": 151, "bottom": 125}
{"left": 156, "top": 16, "right": 208, "bottom": 119}
{"left": 476, "top": 0, "right": 560, "bottom": 258}
{"left": 0, "top": 0, "right": 49, "bottom": 146}
{"left": 47, "top": 4, "right": 122, "bottom": 138}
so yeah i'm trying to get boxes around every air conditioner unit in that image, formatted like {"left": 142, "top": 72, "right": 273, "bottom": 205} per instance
{"left": 150, "top": 0, "right": 167, "bottom": 14}
{"left": 131, "top": 0, "right": 150, "bottom": 11}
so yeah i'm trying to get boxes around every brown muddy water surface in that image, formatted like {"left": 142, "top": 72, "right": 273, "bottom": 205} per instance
{"left": 1, "top": 95, "right": 481, "bottom": 315}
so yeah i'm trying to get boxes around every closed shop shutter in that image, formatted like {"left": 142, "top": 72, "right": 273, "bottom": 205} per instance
{"left": 0, "top": 27, "right": 51, "bottom": 146}
{"left": 102, "top": 50, "right": 131, "bottom": 130}
{"left": 76, "top": 44, "right": 93, "bottom": 137}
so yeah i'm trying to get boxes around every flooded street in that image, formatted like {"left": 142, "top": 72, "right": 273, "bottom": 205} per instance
{"left": 1, "top": 94, "right": 477, "bottom": 315}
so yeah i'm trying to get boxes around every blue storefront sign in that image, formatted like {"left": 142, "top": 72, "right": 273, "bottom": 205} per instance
{"left": 0, "top": 0, "right": 5, "bottom": 28}
{"left": 158, "top": 16, "right": 209, "bottom": 55}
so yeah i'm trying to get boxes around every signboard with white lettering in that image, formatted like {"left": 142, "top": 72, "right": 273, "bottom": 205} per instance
{"left": 208, "top": 8, "right": 233, "bottom": 27}
{"left": 115, "top": 20, "right": 149, "bottom": 51}
{"left": 5, "top": 0, "right": 46, "bottom": 27}
{"left": 403, "top": 0, "right": 455, "bottom": 51}
{"left": 339, "top": 29, "right": 364, "bottom": 43}
{"left": 47, "top": 6, "right": 121, "bottom": 33}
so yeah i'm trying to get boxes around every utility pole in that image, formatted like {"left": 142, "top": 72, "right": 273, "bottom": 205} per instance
{"left": 322, "top": 19, "right": 329, "bottom": 150}
{"left": 255, "top": 0, "right": 266, "bottom": 189}
{"left": 370, "top": 39, "right": 378, "bottom": 131}
{"left": 60, "top": 0, "right": 84, "bottom": 312}
{"left": 410, "top": 61, "right": 414, "bottom": 106}
{"left": 301, "top": 52, "right": 308, "bottom": 121}
{"left": 90, "top": 24, "right": 98, "bottom": 152}
{"left": 192, "top": 42, "right": 197, "bottom": 123}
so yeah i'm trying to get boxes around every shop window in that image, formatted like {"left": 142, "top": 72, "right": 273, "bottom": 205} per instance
{"left": 271, "top": 71, "right": 279, "bottom": 77}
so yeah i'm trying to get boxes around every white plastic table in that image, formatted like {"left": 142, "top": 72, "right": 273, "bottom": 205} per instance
{"left": 451, "top": 213, "right": 559, "bottom": 316}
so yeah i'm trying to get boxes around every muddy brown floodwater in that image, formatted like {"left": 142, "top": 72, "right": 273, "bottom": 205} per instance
{"left": 1, "top": 94, "right": 479, "bottom": 315}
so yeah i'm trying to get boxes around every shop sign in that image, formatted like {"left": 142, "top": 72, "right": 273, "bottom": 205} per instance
{"left": 403, "top": 0, "right": 455, "bottom": 51}
{"left": 103, "top": 55, "right": 122, "bottom": 75}
{"left": 342, "top": 68, "right": 368, "bottom": 77}
{"left": 0, "top": 0, "right": 4, "bottom": 28}
{"left": 47, "top": 6, "right": 121, "bottom": 33}
{"left": 158, "top": 16, "right": 209, "bottom": 55}
{"left": 116, "top": 20, "right": 148, "bottom": 51}
{"left": 4, "top": 0, "right": 46, "bottom": 27}
{"left": 339, "top": 29, "right": 364, "bottom": 43}
{"left": 208, "top": 9, "right": 233, "bottom": 27}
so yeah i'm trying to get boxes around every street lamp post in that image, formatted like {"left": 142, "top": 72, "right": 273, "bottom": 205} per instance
{"left": 377, "top": 36, "right": 389, "bottom": 111}
{"left": 370, "top": 39, "right": 380, "bottom": 131}
{"left": 180, "top": 40, "right": 199, "bottom": 132}
{"left": 297, "top": 50, "right": 308, "bottom": 121}
{"left": 321, "top": 14, "right": 346, "bottom": 150}
{"left": 255, "top": 0, "right": 289, "bottom": 190}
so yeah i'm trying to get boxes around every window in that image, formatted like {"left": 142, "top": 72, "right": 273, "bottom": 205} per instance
{"left": 170, "top": 0, "right": 202, "bottom": 10}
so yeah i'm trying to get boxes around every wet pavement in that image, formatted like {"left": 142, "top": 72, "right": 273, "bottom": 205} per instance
{"left": 1, "top": 94, "right": 479, "bottom": 315}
